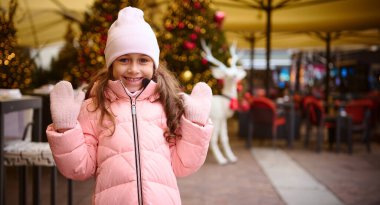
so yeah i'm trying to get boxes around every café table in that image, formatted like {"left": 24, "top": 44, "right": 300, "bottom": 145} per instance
{"left": 0, "top": 95, "right": 42, "bottom": 204}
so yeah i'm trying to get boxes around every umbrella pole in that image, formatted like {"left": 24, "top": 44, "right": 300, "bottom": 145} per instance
{"left": 265, "top": 0, "right": 272, "bottom": 97}
{"left": 249, "top": 33, "right": 255, "bottom": 94}
{"left": 325, "top": 32, "right": 331, "bottom": 101}
{"left": 295, "top": 52, "right": 303, "bottom": 93}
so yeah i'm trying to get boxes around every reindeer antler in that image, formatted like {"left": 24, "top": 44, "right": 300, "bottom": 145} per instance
{"left": 200, "top": 39, "right": 227, "bottom": 69}
{"left": 229, "top": 40, "right": 241, "bottom": 68}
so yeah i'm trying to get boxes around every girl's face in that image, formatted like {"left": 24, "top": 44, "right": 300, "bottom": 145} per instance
{"left": 112, "top": 53, "right": 154, "bottom": 92}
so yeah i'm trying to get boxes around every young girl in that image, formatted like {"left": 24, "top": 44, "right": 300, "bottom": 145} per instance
{"left": 46, "top": 7, "right": 213, "bottom": 205}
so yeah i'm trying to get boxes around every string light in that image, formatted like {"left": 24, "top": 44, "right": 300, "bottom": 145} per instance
{"left": 1, "top": 0, "right": 36, "bottom": 89}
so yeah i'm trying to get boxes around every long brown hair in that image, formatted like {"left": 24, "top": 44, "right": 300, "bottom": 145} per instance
{"left": 153, "top": 66, "right": 185, "bottom": 143}
{"left": 84, "top": 65, "right": 185, "bottom": 143}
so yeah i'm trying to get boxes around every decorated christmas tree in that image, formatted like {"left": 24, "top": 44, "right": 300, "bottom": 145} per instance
{"left": 159, "top": 0, "right": 230, "bottom": 93}
{"left": 0, "top": 0, "right": 37, "bottom": 90}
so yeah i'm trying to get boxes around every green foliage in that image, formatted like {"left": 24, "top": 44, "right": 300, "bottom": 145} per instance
{"left": 158, "top": 0, "right": 229, "bottom": 93}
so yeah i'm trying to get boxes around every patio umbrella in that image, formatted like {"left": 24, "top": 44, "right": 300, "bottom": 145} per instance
{"left": 3, "top": 0, "right": 380, "bottom": 96}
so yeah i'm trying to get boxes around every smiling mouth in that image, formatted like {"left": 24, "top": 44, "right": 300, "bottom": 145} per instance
{"left": 124, "top": 77, "right": 143, "bottom": 82}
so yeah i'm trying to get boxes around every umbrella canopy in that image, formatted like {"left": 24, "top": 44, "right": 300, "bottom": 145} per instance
{"left": 218, "top": 0, "right": 380, "bottom": 49}
{"left": 2, "top": 0, "right": 92, "bottom": 47}
{"left": 3, "top": 0, "right": 380, "bottom": 49}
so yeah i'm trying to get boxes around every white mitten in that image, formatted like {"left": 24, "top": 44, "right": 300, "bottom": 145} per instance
{"left": 50, "top": 81, "right": 85, "bottom": 131}
{"left": 181, "top": 82, "right": 212, "bottom": 125}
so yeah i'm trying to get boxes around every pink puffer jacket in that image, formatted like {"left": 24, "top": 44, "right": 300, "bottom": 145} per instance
{"left": 46, "top": 80, "right": 213, "bottom": 205}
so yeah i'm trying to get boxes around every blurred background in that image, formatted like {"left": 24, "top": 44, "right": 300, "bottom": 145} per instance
{"left": 1, "top": 0, "right": 380, "bottom": 204}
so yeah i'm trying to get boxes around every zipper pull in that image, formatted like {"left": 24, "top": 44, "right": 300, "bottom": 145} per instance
{"left": 131, "top": 98, "right": 136, "bottom": 115}
{"left": 132, "top": 104, "right": 136, "bottom": 115}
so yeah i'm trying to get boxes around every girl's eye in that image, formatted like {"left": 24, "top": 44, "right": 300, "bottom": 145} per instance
{"left": 139, "top": 58, "right": 150, "bottom": 64}
{"left": 118, "top": 58, "right": 130, "bottom": 63}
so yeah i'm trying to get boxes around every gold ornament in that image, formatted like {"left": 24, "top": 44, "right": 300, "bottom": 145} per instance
{"left": 181, "top": 70, "right": 193, "bottom": 82}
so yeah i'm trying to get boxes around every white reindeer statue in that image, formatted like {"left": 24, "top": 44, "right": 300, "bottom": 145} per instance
{"left": 201, "top": 39, "right": 247, "bottom": 165}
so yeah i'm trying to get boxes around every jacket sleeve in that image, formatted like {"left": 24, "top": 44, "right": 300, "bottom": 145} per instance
{"left": 170, "top": 115, "right": 213, "bottom": 177}
{"left": 46, "top": 103, "right": 98, "bottom": 181}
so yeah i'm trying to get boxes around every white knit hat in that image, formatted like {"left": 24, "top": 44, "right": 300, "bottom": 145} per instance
{"left": 104, "top": 7, "right": 160, "bottom": 69}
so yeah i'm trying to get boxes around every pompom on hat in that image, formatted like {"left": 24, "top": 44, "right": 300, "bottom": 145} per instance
{"left": 104, "top": 7, "right": 160, "bottom": 69}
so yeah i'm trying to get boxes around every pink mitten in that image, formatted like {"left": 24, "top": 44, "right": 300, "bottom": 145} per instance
{"left": 181, "top": 82, "right": 212, "bottom": 125}
{"left": 50, "top": 81, "right": 85, "bottom": 131}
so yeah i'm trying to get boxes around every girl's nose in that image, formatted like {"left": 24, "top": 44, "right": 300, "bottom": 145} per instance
{"left": 127, "top": 62, "right": 139, "bottom": 73}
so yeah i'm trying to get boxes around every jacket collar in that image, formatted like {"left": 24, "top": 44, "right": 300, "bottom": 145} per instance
{"left": 105, "top": 80, "right": 159, "bottom": 103}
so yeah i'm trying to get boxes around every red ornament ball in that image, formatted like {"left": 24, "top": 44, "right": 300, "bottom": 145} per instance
{"left": 201, "top": 58, "right": 208, "bottom": 65}
{"left": 214, "top": 11, "right": 225, "bottom": 23}
{"left": 194, "top": 2, "right": 202, "bottom": 9}
{"left": 183, "top": 41, "right": 196, "bottom": 50}
{"left": 178, "top": 22, "right": 185, "bottom": 29}
{"left": 189, "top": 33, "right": 198, "bottom": 41}
{"left": 105, "top": 14, "right": 113, "bottom": 22}
{"left": 229, "top": 98, "right": 239, "bottom": 111}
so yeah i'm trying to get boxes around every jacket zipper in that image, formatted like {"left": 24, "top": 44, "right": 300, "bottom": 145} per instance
{"left": 120, "top": 81, "right": 144, "bottom": 205}
{"left": 131, "top": 97, "right": 143, "bottom": 205}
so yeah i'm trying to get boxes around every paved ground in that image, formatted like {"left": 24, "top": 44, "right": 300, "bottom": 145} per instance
{"left": 178, "top": 142, "right": 284, "bottom": 205}
{"left": 4, "top": 119, "right": 380, "bottom": 205}
{"left": 285, "top": 147, "right": 380, "bottom": 205}
{"left": 253, "top": 148, "right": 344, "bottom": 205}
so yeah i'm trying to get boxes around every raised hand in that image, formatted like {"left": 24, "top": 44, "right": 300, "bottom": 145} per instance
{"left": 181, "top": 82, "right": 212, "bottom": 126}
{"left": 50, "top": 81, "right": 85, "bottom": 132}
